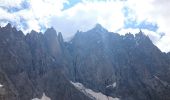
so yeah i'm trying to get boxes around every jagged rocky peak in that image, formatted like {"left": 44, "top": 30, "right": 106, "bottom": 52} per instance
{"left": 5, "top": 23, "right": 12, "bottom": 28}
{"left": 3, "top": 23, "right": 13, "bottom": 32}
{"left": 89, "top": 23, "right": 108, "bottom": 33}
{"left": 77, "top": 24, "right": 111, "bottom": 41}
{"left": 135, "top": 30, "right": 148, "bottom": 39}
{"left": 0, "top": 23, "right": 12, "bottom": 32}
{"left": 134, "top": 30, "right": 153, "bottom": 45}
{"left": 72, "top": 24, "right": 115, "bottom": 40}
{"left": 44, "top": 27, "right": 62, "bottom": 57}
{"left": 124, "top": 33, "right": 134, "bottom": 38}
{"left": 29, "top": 30, "right": 39, "bottom": 37}
{"left": 0, "top": 23, "right": 24, "bottom": 39}
{"left": 4, "top": 23, "right": 19, "bottom": 32}
{"left": 94, "top": 23, "right": 105, "bottom": 30}
{"left": 121, "top": 30, "right": 152, "bottom": 44}
{"left": 5, "top": 23, "right": 17, "bottom": 33}
{"left": 44, "top": 27, "right": 57, "bottom": 38}
{"left": 26, "top": 30, "right": 44, "bottom": 43}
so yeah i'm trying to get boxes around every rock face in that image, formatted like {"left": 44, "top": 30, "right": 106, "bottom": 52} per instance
{"left": 67, "top": 25, "right": 170, "bottom": 100}
{"left": 0, "top": 24, "right": 92, "bottom": 100}
{"left": 0, "top": 23, "right": 170, "bottom": 100}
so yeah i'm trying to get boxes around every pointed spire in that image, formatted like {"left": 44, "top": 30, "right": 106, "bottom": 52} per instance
{"left": 5, "top": 23, "right": 12, "bottom": 28}
{"left": 135, "top": 29, "right": 151, "bottom": 43}
{"left": 5, "top": 23, "right": 12, "bottom": 29}
{"left": 30, "top": 30, "right": 37, "bottom": 34}
{"left": 135, "top": 29, "right": 145, "bottom": 37}
{"left": 94, "top": 23, "right": 105, "bottom": 30}
{"left": 92, "top": 23, "right": 108, "bottom": 33}
{"left": 139, "top": 29, "right": 143, "bottom": 34}
{"left": 95, "top": 23, "right": 103, "bottom": 28}
{"left": 58, "top": 32, "right": 64, "bottom": 43}
{"left": 44, "top": 27, "right": 57, "bottom": 38}
{"left": 29, "top": 30, "right": 38, "bottom": 37}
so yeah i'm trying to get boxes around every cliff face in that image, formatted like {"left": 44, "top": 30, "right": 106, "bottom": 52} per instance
{"left": 0, "top": 23, "right": 170, "bottom": 100}
{"left": 68, "top": 25, "right": 170, "bottom": 100}
{"left": 0, "top": 24, "right": 92, "bottom": 100}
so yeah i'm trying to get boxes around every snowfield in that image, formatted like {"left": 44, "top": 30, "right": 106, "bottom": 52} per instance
{"left": 71, "top": 81, "right": 119, "bottom": 100}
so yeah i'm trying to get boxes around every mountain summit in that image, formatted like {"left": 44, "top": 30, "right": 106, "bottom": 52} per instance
{"left": 0, "top": 24, "right": 170, "bottom": 100}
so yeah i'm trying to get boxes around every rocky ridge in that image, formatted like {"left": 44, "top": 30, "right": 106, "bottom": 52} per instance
{"left": 0, "top": 23, "right": 170, "bottom": 100}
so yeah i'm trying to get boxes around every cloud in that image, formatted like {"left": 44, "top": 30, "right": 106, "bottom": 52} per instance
{"left": 0, "top": 0, "right": 68, "bottom": 32}
{"left": 157, "top": 36, "right": 170, "bottom": 52}
{"left": 0, "top": 0, "right": 24, "bottom": 8}
{"left": 51, "top": 1, "right": 125, "bottom": 39}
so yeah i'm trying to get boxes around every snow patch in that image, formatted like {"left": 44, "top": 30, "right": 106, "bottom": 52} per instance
{"left": 0, "top": 83, "right": 3, "bottom": 88}
{"left": 106, "top": 82, "right": 116, "bottom": 88}
{"left": 71, "top": 81, "right": 119, "bottom": 100}
{"left": 32, "top": 93, "right": 51, "bottom": 100}
{"left": 113, "top": 82, "right": 116, "bottom": 88}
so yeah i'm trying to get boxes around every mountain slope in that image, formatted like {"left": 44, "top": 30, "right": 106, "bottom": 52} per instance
{"left": 0, "top": 23, "right": 170, "bottom": 100}
{"left": 67, "top": 24, "right": 170, "bottom": 100}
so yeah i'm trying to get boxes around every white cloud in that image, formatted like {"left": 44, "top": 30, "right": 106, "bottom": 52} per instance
{"left": 0, "top": 0, "right": 68, "bottom": 33}
{"left": 0, "top": 0, "right": 24, "bottom": 8}
{"left": 157, "top": 35, "right": 170, "bottom": 52}
{"left": 22, "top": 0, "right": 68, "bottom": 32}
{"left": 127, "top": 0, "right": 170, "bottom": 34}
{"left": 0, "top": 8, "right": 16, "bottom": 21}
{"left": 51, "top": 1, "right": 125, "bottom": 39}
{"left": 29, "top": 0, "right": 66, "bottom": 18}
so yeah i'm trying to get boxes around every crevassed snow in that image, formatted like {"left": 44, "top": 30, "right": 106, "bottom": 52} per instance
{"left": 71, "top": 81, "right": 119, "bottom": 100}
{"left": 106, "top": 82, "right": 116, "bottom": 88}
{"left": 0, "top": 83, "right": 3, "bottom": 88}
{"left": 32, "top": 93, "right": 51, "bottom": 100}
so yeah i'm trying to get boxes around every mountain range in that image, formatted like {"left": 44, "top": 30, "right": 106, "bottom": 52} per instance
{"left": 0, "top": 23, "right": 170, "bottom": 100}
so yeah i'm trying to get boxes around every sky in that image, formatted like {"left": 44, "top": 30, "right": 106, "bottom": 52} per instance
{"left": 0, "top": 0, "right": 170, "bottom": 52}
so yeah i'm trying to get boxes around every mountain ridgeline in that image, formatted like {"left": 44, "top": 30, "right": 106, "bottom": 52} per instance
{"left": 0, "top": 23, "right": 170, "bottom": 100}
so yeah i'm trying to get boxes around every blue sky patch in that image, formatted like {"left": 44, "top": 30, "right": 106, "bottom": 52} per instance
{"left": 124, "top": 20, "right": 158, "bottom": 32}
{"left": 63, "top": 0, "right": 82, "bottom": 10}
{"left": 6, "top": 1, "right": 30, "bottom": 13}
